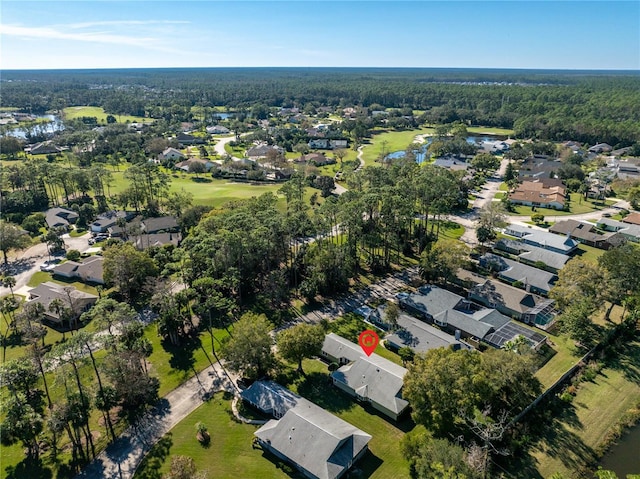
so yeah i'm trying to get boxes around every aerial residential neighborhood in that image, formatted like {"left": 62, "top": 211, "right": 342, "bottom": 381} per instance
{"left": 1, "top": 2, "right": 639, "bottom": 479}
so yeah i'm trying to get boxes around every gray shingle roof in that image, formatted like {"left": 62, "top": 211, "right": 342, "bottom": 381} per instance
{"left": 255, "top": 398, "right": 371, "bottom": 479}
{"left": 321, "top": 333, "right": 363, "bottom": 363}
{"left": 505, "top": 224, "right": 577, "bottom": 253}
{"left": 240, "top": 381, "right": 300, "bottom": 417}
{"left": 142, "top": 216, "right": 179, "bottom": 234}
{"left": 495, "top": 239, "right": 569, "bottom": 270}
{"left": 480, "top": 254, "right": 556, "bottom": 294}
{"left": 45, "top": 207, "right": 78, "bottom": 229}
{"left": 470, "top": 279, "right": 544, "bottom": 314}
{"left": 432, "top": 309, "right": 495, "bottom": 339}
{"left": 385, "top": 313, "right": 460, "bottom": 353}
{"left": 331, "top": 352, "right": 408, "bottom": 416}
{"left": 399, "top": 286, "right": 464, "bottom": 318}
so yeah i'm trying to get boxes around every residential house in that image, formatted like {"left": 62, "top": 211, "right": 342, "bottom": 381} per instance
{"left": 240, "top": 380, "right": 301, "bottom": 419}
{"left": 494, "top": 239, "right": 569, "bottom": 271}
{"left": 588, "top": 143, "right": 613, "bottom": 154}
{"left": 384, "top": 312, "right": 466, "bottom": 353}
{"left": 308, "top": 139, "right": 348, "bottom": 150}
{"left": 296, "top": 153, "right": 336, "bottom": 166}
{"left": 90, "top": 211, "right": 135, "bottom": 233}
{"left": 206, "top": 125, "right": 230, "bottom": 134}
{"left": 479, "top": 253, "right": 557, "bottom": 295}
{"left": 28, "top": 282, "right": 97, "bottom": 324}
{"left": 509, "top": 179, "right": 567, "bottom": 210}
{"left": 504, "top": 224, "right": 578, "bottom": 255}
{"left": 596, "top": 218, "right": 640, "bottom": 242}
{"left": 327, "top": 335, "right": 409, "bottom": 420}
{"left": 518, "top": 155, "right": 562, "bottom": 180}
{"left": 132, "top": 232, "right": 181, "bottom": 250}
{"left": 174, "top": 158, "right": 215, "bottom": 172}
{"left": 433, "top": 157, "right": 470, "bottom": 171}
{"left": 396, "top": 285, "right": 470, "bottom": 322}
{"left": 320, "top": 333, "right": 363, "bottom": 365}
{"left": 246, "top": 144, "right": 284, "bottom": 159}
{"left": 255, "top": 397, "right": 371, "bottom": 479}
{"left": 159, "top": 147, "right": 185, "bottom": 162}
{"left": 549, "top": 220, "right": 625, "bottom": 250}
{"left": 52, "top": 256, "right": 104, "bottom": 284}
{"left": 141, "top": 216, "right": 179, "bottom": 234}
{"left": 622, "top": 212, "right": 640, "bottom": 226}
{"left": 176, "top": 132, "right": 204, "bottom": 146}
{"left": 26, "top": 142, "right": 62, "bottom": 155}
{"left": 468, "top": 278, "right": 557, "bottom": 328}
{"left": 45, "top": 207, "right": 79, "bottom": 229}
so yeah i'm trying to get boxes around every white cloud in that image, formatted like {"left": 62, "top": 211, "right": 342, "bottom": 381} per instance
{"left": 0, "top": 23, "right": 182, "bottom": 53}
{"left": 63, "top": 20, "right": 190, "bottom": 29}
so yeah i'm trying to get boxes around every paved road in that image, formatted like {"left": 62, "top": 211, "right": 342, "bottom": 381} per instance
{"left": 0, "top": 232, "right": 91, "bottom": 297}
{"left": 212, "top": 135, "right": 238, "bottom": 159}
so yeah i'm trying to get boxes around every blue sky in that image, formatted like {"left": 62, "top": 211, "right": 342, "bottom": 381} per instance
{"left": 1, "top": 1, "right": 638, "bottom": 70}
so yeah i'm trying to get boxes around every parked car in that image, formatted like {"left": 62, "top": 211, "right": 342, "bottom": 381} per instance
{"left": 88, "top": 238, "right": 95, "bottom": 245}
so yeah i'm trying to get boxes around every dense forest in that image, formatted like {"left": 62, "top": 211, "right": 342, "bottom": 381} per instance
{"left": 2, "top": 68, "right": 639, "bottom": 146}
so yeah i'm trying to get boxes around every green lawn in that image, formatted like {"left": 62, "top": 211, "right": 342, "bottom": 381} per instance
{"left": 535, "top": 333, "right": 582, "bottom": 389}
{"left": 135, "top": 358, "right": 412, "bottom": 479}
{"left": 574, "top": 243, "right": 606, "bottom": 263}
{"left": 530, "top": 340, "right": 640, "bottom": 478}
{"left": 510, "top": 194, "right": 616, "bottom": 217}
{"left": 498, "top": 182, "right": 509, "bottom": 192}
{"left": 62, "top": 106, "right": 152, "bottom": 124}
{"left": 360, "top": 127, "right": 435, "bottom": 167}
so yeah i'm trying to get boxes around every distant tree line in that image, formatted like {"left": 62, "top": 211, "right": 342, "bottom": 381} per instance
{"left": 2, "top": 69, "right": 639, "bottom": 146}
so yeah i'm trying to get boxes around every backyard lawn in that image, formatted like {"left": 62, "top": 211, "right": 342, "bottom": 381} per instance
{"left": 510, "top": 194, "right": 616, "bottom": 217}
{"left": 530, "top": 340, "right": 640, "bottom": 478}
{"left": 134, "top": 358, "right": 412, "bottom": 479}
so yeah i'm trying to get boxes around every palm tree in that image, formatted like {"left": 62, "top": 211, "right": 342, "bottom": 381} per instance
{"left": 48, "top": 298, "right": 67, "bottom": 340}
{"left": 2, "top": 276, "right": 16, "bottom": 299}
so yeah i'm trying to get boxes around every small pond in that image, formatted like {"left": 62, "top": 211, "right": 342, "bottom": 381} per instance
{"left": 598, "top": 423, "right": 640, "bottom": 475}
{"left": 386, "top": 135, "right": 504, "bottom": 164}
{"left": 3, "top": 114, "right": 62, "bottom": 139}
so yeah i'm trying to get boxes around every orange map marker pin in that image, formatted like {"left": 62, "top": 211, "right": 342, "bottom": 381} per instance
{"left": 358, "top": 330, "right": 379, "bottom": 356}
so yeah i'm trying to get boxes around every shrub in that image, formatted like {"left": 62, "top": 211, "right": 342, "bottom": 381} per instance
{"left": 66, "top": 249, "right": 81, "bottom": 261}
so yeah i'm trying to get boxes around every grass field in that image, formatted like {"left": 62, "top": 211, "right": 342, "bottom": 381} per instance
{"left": 360, "top": 127, "right": 435, "bottom": 167}
{"left": 530, "top": 340, "right": 640, "bottom": 478}
{"left": 135, "top": 358, "right": 412, "bottom": 479}
{"left": 510, "top": 194, "right": 616, "bottom": 217}
{"left": 62, "top": 106, "right": 152, "bottom": 124}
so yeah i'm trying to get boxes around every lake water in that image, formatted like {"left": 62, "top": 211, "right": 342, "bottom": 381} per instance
{"left": 212, "top": 112, "right": 234, "bottom": 120}
{"left": 386, "top": 135, "right": 501, "bottom": 164}
{"left": 3, "top": 114, "right": 62, "bottom": 139}
{"left": 598, "top": 423, "right": 640, "bottom": 475}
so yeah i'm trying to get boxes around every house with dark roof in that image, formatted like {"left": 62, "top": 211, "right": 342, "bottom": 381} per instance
{"left": 479, "top": 253, "right": 557, "bottom": 295}
{"left": 384, "top": 312, "right": 466, "bottom": 353}
{"left": 504, "top": 224, "right": 578, "bottom": 255}
{"left": 52, "top": 256, "right": 104, "bottom": 284}
{"left": 176, "top": 132, "right": 204, "bottom": 146}
{"left": 254, "top": 396, "right": 371, "bottom": 479}
{"left": 549, "top": 219, "right": 625, "bottom": 250}
{"left": 174, "top": 158, "right": 215, "bottom": 172}
{"left": 518, "top": 156, "right": 562, "bottom": 180}
{"left": 588, "top": 143, "right": 613, "bottom": 154}
{"left": 28, "top": 282, "right": 97, "bottom": 324}
{"left": 26, "top": 142, "right": 62, "bottom": 155}
{"left": 396, "top": 285, "right": 469, "bottom": 321}
{"left": 132, "top": 232, "right": 181, "bottom": 250}
{"left": 90, "top": 210, "right": 135, "bottom": 233}
{"left": 246, "top": 144, "right": 284, "bottom": 159}
{"left": 141, "top": 216, "right": 179, "bottom": 234}
{"left": 45, "top": 207, "right": 79, "bottom": 229}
